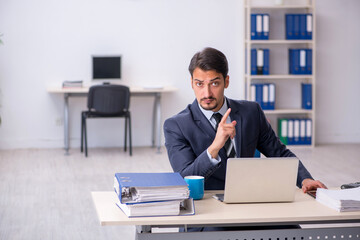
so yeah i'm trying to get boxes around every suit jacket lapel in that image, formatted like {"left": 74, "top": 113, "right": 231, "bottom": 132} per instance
{"left": 227, "top": 99, "right": 242, "bottom": 157}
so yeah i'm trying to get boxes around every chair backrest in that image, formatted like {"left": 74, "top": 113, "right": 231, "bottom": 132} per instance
{"left": 87, "top": 84, "right": 130, "bottom": 115}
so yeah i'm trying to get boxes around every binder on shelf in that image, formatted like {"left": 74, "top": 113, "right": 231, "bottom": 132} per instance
{"left": 251, "top": 48, "right": 257, "bottom": 75}
{"left": 293, "top": 14, "right": 300, "bottom": 39}
{"left": 300, "top": 49, "right": 307, "bottom": 74}
{"left": 293, "top": 119, "right": 300, "bottom": 145}
{"left": 287, "top": 119, "right": 294, "bottom": 145}
{"left": 300, "top": 119, "right": 306, "bottom": 144}
{"left": 114, "top": 172, "right": 189, "bottom": 204}
{"left": 268, "top": 83, "right": 275, "bottom": 110}
{"left": 306, "top": 49, "right": 312, "bottom": 74}
{"left": 251, "top": 14, "right": 257, "bottom": 40}
{"left": 301, "top": 83, "right": 312, "bottom": 109}
{"left": 255, "top": 83, "right": 263, "bottom": 108}
{"left": 250, "top": 84, "right": 256, "bottom": 102}
{"left": 306, "top": 14, "right": 313, "bottom": 40}
{"left": 257, "top": 49, "right": 264, "bottom": 75}
{"left": 263, "top": 49, "right": 270, "bottom": 75}
{"left": 278, "top": 118, "right": 288, "bottom": 145}
{"left": 289, "top": 49, "right": 300, "bottom": 75}
{"left": 262, "top": 84, "right": 269, "bottom": 109}
{"left": 305, "top": 119, "right": 312, "bottom": 145}
{"left": 116, "top": 198, "right": 195, "bottom": 217}
{"left": 262, "top": 14, "right": 269, "bottom": 40}
{"left": 300, "top": 14, "right": 306, "bottom": 39}
{"left": 256, "top": 14, "right": 262, "bottom": 39}
{"left": 285, "top": 14, "right": 294, "bottom": 40}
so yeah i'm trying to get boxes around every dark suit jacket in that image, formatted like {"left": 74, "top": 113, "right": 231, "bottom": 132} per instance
{"left": 164, "top": 98, "right": 313, "bottom": 190}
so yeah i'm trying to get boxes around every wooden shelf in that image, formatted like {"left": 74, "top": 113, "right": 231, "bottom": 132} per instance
{"left": 245, "top": 5, "right": 313, "bottom": 9}
{"left": 246, "top": 40, "right": 314, "bottom": 44}
{"left": 245, "top": 74, "right": 314, "bottom": 79}
{"left": 263, "top": 109, "right": 313, "bottom": 115}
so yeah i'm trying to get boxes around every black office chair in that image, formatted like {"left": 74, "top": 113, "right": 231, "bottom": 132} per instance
{"left": 81, "top": 84, "right": 132, "bottom": 157}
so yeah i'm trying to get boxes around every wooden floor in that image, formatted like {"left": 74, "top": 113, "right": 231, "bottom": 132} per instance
{"left": 0, "top": 144, "right": 359, "bottom": 239}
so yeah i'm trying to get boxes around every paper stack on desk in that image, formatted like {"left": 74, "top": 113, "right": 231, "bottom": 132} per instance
{"left": 316, "top": 187, "right": 360, "bottom": 212}
{"left": 114, "top": 172, "right": 194, "bottom": 217}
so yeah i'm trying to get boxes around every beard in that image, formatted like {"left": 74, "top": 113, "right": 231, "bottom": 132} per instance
{"left": 200, "top": 97, "right": 218, "bottom": 111}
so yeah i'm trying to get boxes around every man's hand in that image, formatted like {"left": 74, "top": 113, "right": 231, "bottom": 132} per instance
{"left": 301, "top": 178, "right": 327, "bottom": 193}
{"left": 208, "top": 108, "right": 237, "bottom": 159}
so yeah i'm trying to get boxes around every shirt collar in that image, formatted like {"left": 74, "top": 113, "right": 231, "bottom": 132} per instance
{"left": 198, "top": 98, "right": 228, "bottom": 121}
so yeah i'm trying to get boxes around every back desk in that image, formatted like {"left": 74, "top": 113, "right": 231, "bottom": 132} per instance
{"left": 92, "top": 190, "right": 360, "bottom": 240}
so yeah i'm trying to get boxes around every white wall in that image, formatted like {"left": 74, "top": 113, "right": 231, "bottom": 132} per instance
{"left": 0, "top": 0, "right": 359, "bottom": 149}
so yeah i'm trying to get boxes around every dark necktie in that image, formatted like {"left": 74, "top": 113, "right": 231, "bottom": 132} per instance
{"left": 212, "top": 113, "right": 236, "bottom": 158}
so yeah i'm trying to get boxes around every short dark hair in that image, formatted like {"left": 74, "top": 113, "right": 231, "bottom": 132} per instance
{"left": 188, "top": 47, "right": 229, "bottom": 80}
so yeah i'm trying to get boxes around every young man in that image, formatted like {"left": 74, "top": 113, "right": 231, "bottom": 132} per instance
{"left": 164, "top": 47, "right": 325, "bottom": 192}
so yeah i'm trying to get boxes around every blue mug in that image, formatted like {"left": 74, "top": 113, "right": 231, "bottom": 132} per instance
{"left": 184, "top": 176, "right": 204, "bottom": 200}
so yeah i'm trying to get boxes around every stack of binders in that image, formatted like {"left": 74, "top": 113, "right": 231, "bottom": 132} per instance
{"left": 278, "top": 118, "right": 312, "bottom": 145}
{"left": 251, "top": 48, "right": 270, "bottom": 75}
{"left": 251, "top": 13, "right": 270, "bottom": 40}
{"left": 289, "top": 49, "right": 312, "bottom": 75}
{"left": 114, "top": 172, "right": 194, "bottom": 217}
{"left": 250, "top": 83, "right": 275, "bottom": 110}
{"left": 285, "top": 14, "right": 312, "bottom": 40}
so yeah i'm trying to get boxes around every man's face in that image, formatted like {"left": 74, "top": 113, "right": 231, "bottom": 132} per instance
{"left": 191, "top": 67, "right": 229, "bottom": 112}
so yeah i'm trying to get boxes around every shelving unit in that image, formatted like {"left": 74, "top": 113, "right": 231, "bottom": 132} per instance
{"left": 244, "top": 0, "right": 316, "bottom": 147}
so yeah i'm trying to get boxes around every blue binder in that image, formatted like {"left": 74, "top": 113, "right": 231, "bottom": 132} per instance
{"left": 293, "top": 119, "right": 300, "bottom": 145}
{"left": 254, "top": 149, "right": 261, "bottom": 158}
{"left": 299, "top": 49, "right": 307, "bottom": 74}
{"left": 255, "top": 83, "right": 263, "bottom": 108}
{"left": 300, "top": 14, "right": 306, "bottom": 39}
{"left": 305, "top": 119, "right": 312, "bottom": 145}
{"left": 306, "top": 49, "right": 312, "bottom": 74}
{"left": 251, "top": 48, "right": 257, "bottom": 75}
{"left": 300, "top": 119, "right": 306, "bottom": 145}
{"left": 289, "top": 49, "right": 300, "bottom": 74}
{"left": 306, "top": 14, "right": 313, "bottom": 40}
{"left": 263, "top": 49, "right": 270, "bottom": 75}
{"left": 293, "top": 14, "right": 300, "bottom": 39}
{"left": 251, "top": 14, "right": 257, "bottom": 40}
{"left": 301, "top": 83, "right": 312, "bottom": 109}
{"left": 285, "top": 14, "right": 294, "bottom": 40}
{"left": 287, "top": 119, "right": 294, "bottom": 145}
{"left": 262, "top": 14, "right": 269, "bottom": 40}
{"left": 114, "top": 172, "right": 188, "bottom": 204}
{"left": 268, "top": 83, "right": 275, "bottom": 110}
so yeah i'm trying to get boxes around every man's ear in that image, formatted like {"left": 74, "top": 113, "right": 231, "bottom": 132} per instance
{"left": 225, "top": 75, "right": 230, "bottom": 88}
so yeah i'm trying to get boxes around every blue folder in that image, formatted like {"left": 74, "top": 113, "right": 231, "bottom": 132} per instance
{"left": 263, "top": 49, "right": 270, "bottom": 75}
{"left": 305, "top": 119, "right": 312, "bottom": 145}
{"left": 114, "top": 172, "right": 188, "bottom": 204}
{"left": 293, "top": 14, "right": 300, "bottom": 39}
{"left": 301, "top": 83, "right": 312, "bottom": 109}
{"left": 306, "top": 49, "right": 312, "bottom": 74}
{"left": 306, "top": 14, "right": 313, "bottom": 40}
{"left": 251, "top": 14, "right": 257, "bottom": 40}
{"left": 254, "top": 83, "right": 263, "bottom": 108}
{"left": 251, "top": 48, "right": 257, "bottom": 75}
{"left": 285, "top": 14, "right": 294, "bottom": 40}
{"left": 300, "top": 14, "right": 306, "bottom": 39}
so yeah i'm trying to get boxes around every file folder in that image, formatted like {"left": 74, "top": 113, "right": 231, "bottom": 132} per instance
{"left": 256, "top": 14, "right": 262, "bottom": 39}
{"left": 293, "top": 119, "right": 300, "bottom": 145}
{"left": 268, "top": 83, "right": 275, "bottom": 110}
{"left": 250, "top": 84, "right": 256, "bottom": 102}
{"left": 293, "top": 14, "right": 300, "bottom": 39}
{"left": 262, "top": 14, "right": 269, "bottom": 40}
{"left": 300, "top": 49, "right": 306, "bottom": 74}
{"left": 300, "top": 14, "right": 306, "bottom": 39}
{"left": 262, "top": 84, "right": 269, "bottom": 109}
{"left": 306, "top": 49, "right": 312, "bottom": 74}
{"left": 257, "top": 49, "right": 264, "bottom": 75}
{"left": 306, "top": 14, "right": 313, "bottom": 40}
{"left": 278, "top": 118, "right": 288, "bottom": 145}
{"left": 263, "top": 49, "right": 270, "bottom": 75}
{"left": 287, "top": 119, "right": 294, "bottom": 145}
{"left": 301, "top": 83, "right": 312, "bottom": 109}
{"left": 251, "top": 48, "right": 257, "bottom": 75}
{"left": 114, "top": 172, "right": 189, "bottom": 204}
{"left": 251, "top": 14, "right": 257, "bottom": 40}
{"left": 300, "top": 119, "right": 306, "bottom": 144}
{"left": 285, "top": 14, "right": 294, "bottom": 40}
{"left": 305, "top": 119, "right": 312, "bottom": 145}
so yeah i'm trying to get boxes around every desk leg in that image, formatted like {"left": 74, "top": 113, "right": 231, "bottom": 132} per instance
{"left": 64, "top": 93, "right": 70, "bottom": 155}
{"left": 151, "top": 95, "right": 156, "bottom": 148}
{"left": 155, "top": 93, "right": 161, "bottom": 153}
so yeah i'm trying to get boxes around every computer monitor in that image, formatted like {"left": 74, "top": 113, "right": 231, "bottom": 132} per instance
{"left": 92, "top": 55, "right": 121, "bottom": 81}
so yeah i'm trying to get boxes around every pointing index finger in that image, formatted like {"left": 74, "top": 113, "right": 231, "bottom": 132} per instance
{"left": 221, "top": 108, "right": 231, "bottom": 124}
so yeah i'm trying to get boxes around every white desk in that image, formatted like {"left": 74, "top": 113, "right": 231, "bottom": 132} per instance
{"left": 47, "top": 86, "right": 177, "bottom": 155}
{"left": 92, "top": 190, "right": 360, "bottom": 240}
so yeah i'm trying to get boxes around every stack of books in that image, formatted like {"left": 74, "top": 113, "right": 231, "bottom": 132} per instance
{"left": 114, "top": 172, "right": 194, "bottom": 217}
{"left": 316, "top": 187, "right": 360, "bottom": 212}
{"left": 62, "top": 80, "right": 83, "bottom": 88}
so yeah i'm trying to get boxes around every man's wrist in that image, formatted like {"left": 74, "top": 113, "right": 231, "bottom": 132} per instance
{"left": 208, "top": 144, "right": 221, "bottom": 159}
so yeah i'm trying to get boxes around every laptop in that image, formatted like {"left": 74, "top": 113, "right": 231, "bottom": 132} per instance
{"left": 215, "top": 157, "right": 299, "bottom": 203}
